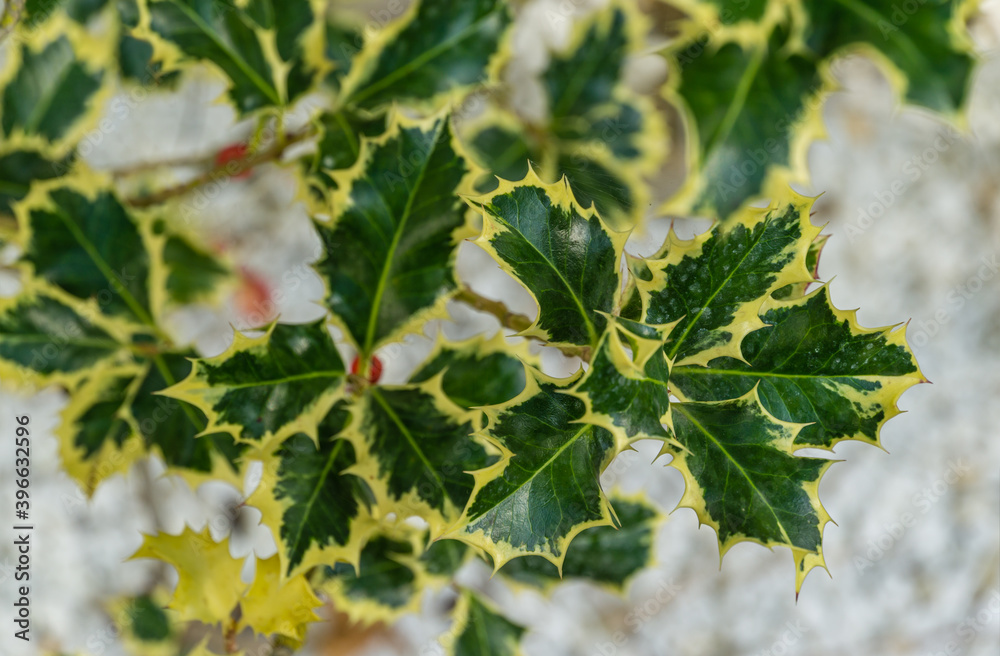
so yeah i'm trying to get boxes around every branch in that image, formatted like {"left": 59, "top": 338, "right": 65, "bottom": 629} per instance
{"left": 455, "top": 287, "right": 591, "bottom": 361}
{"left": 0, "top": 0, "right": 25, "bottom": 45}
{"left": 125, "top": 126, "right": 316, "bottom": 208}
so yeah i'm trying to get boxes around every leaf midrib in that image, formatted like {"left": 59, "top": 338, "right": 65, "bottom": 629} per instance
{"left": 215, "top": 370, "right": 343, "bottom": 391}
{"left": 665, "top": 218, "right": 773, "bottom": 360}
{"left": 470, "top": 420, "right": 592, "bottom": 522}
{"left": 360, "top": 119, "right": 446, "bottom": 355}
{"left": 285, "top": 439, "right": 347, "bottom": 561}
{"left": 493, "top": 208, "right": 598, "bottom": 346}
{"left": 48, "top": 206, "right": 154, "bottom": 326}
{"left": 166, "top": 1, "right": 281, "bottom": 106}
{"left": 347, "top": 7, "right": 501, "bottom": 106}
{"left": 673, "top": 403, "right": 792, "bottom": 545}
{"left": 370, "top": 388, "right": 446, "bottom": 498}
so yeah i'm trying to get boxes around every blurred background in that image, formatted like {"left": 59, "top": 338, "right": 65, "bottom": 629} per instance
{"left": 1, "top": 0, "right": 999, "bottom": 655}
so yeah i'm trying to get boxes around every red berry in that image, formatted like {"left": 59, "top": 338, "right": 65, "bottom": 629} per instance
{"left": 350, "top": 355, "right": 383, "bottom": 383}
{"left": 215, "top": 143, "right": 253, "bottom": 179}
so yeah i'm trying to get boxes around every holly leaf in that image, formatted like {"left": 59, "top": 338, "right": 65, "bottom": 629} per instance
{"left": 792, "top": 0, "right": 975, "bottom": 114}
{"left": 565, "top": 320, "right": 675, "bottom": 443}
{"left": 671, "top": 284, "right": 925, "bottom": 450}
{"left": 443, "top": 592, "right": 525, "bottom": 656}
{"left": 161, "top": 320, "right": 347, "bottom": 445}
{"left": 0, "top": 30, "right": 108, "bottom": 146}
{"left": 0, "top": 142, "right": 71, "bottom": 216}
{"left": 158, "top": 230, "right": 233, "bottom": 307}
{"left": 57, "top": 352, "right": 247, "bottom": 494}
{"left": 445, "top": 369, "right": 619, "bottom": 570}
{"left": 346, "top": 382, "right": 492, "bottom": 534}
{"left": 238, "top": 555, "right": 322, "bottom": 641}
{"left": 319, "top": 533, "right": 423, "bottom": 626}
{"left": 638, "top": 196, "right": 821, "bottom": 366}
{"left": 130, "top": 528, "right": 246, "bottom": 625}
{"left": 109, "top": 592, "right": 178, "bottom": 656}
{"left": 668, "top": 391, "right": 833, "bottom": 593}
{"left": 472, "top": 172, "right": 627, "bottom": 349}
{"left": 313, "top": 112, "right": 475, "bottom": 358}
{"left": 143, "top": 0, "right": 326, "bottom": 114}
{"left": 496, "top": 494, "right": 661, "bottom": 593}
{"left": 662, "top": 28, "right": 825, "bottom": 219}
{"left": 16, "top": 175, "right": 155, "bottom": 324}
{"left": 467, "top": 4, "right": 665, "bottom": 228}
{"left": 340, "top": 0, "right": 512, "bottom": 110}
{"left": 300, "top": 108, "right": 387, "bottom": 212}
{"left": 249, "top": 401, "right": 375, "bottom": 578}
{"left": 0, "top": 286, "right": 129, "bottom": 389}
{"left": 409, "top": 332, "right": 533, "bottom": 409}
{"left": 666, "top": 0, "right": 787, "bottom": 44}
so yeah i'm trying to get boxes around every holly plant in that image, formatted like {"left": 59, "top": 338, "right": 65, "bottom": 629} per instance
{"left": 0, "top": 0, "right": 970, "bottom": 653}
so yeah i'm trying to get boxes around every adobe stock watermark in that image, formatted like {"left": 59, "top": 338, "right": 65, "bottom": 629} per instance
{"left": 846, "top": 128, "right": 960, "bottom": 242}
{"left": 876, "top": 0, "right": 934, "bottom": 40}
{"left": 592, "top": 576, "right": 682, "bottom": 656}
{"left": 909, "top": 255, "right": 998, "bottom": 351}
{"left": 926, "top": 589, "right": 1000, "bottom": 656}
{"left": 854, "top": 459, "right": 970, "bottom": 574}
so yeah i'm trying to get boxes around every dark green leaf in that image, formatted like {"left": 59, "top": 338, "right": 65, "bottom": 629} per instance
{"left": 475, "top": 178, "right": 625, "bottom": 348}
{"left": 20, "top": 184, "right": 153, "bottom": 323}
{"left": 448, "top": 371, "right": 618, "bottom": 566}
{"left": 343, "top": 0, "right": 512, "bottom": 110}
{"left": 313, "top": 114, "right": 471, "bottom": 357}
{"left": 498, "top": 496, "right": 659, "bottom": 591}
{"left": 2, "top": 37, "right": 104, "bottom": 142}
{"left": 163, "top": 320, "right": 346, "bottom": 443}
{"left": 0, "top": 148, "right": 71, "bottom": 215}
{"left": 671, "top": 285, "right": 923, "bottom": 449}
{"left": 409, "top": 336, "right": 527, "bottom": 409}
{"left": 669, "top": 393, "right": 831, "bottom": 591}
{"left": 448, "top": 592, "right": 525, "bottom": 656}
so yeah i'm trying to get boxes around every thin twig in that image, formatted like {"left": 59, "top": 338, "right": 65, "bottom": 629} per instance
{"left": 125, "top": 126, "right": 315, "bottom": 208}
{"left": 455, "top": 287, "right": 591, "bottom": 361}
{"left": 0, "top": 0, "right": 25, "bottom": 45}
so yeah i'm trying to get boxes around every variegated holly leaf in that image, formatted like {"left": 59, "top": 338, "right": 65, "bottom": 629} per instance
{"left": 443, "top": 592, "right": 525, "bottom": 656}
{"left": 57, "top": 351, "right": 247, "bottom": 493}
{"left": 468, "top": 3, "right": 664, "bottom": 228}
{"left": 347, "top": 382, "right": 492, "bottom": 534}
{"left": 472, "top": 172, "right": 627, "bottom": 349}
{"left": 22, "top": 0, "right": 110, "bottom": 26}
{"left": 671, "top": 284, "right": 924, "bottom": 450}
{"left": 324, "top": 18, "right": 361, "bottom": 94}
{"left": 445, "top": 369, "right": 619, "bottom": 570}
{"left": 669, "top": 0, "right": 787, "bottom": 40}
{"left": 162, "top": 320, "right": 347, "bottom": 445}
{"left": 497, "top": 495, "right": 661, "bottom": 593}
{"left": 0, "top": 144, "right": 71, "bottom": 215}
{"left": 662, "top": 27, "right": 824, "bottom": 220}
{"left": 0, "top": 286, "right": 130, "bottom": 389}
{"left": 639, "top": 197, "right": 821, "bottom": 366}
{"left": 340, "top": 0, "right": 511, "bottom": 110}
{"left": 565, "top": 320, "right": 674, "bottom": 443}
{"left": 300, "top": 108, "right": 387, "bottom": 210}
{"left": 319, "top": 529, "right": 470, "bottom": 627}
{"left": 0, "top": 29, "right": 108, "bottom": 146}
{"left": 109, "top": 592, "right": 178, "bottom": 656}
{"left": 250, "top": 401, "right": 374, "bottom": 578}
{"left": 158, "top": 230, "right": 233, "bottom": 307}
{"left": 668, "top": 391, "right": 833, "bottom": 593}
{"left": 130, "top": 528, "right": 246, "bottom": 625}
{"left": 792, "top": 0, "right": 975, "bottom": 114}
{"left": 409, "top": 333, "right": 532, "bottom": 409}
{"left": 319, "top": 533, "right": 422, "bottom": 626}
{"left": 16, "top": 176, "right": 154, "bottom": 324}
{"left": 238, "top": 555, "right": 322, "bottom": 641}
{"left": 313, "top": 113, "right": 475, "bottom": 358}
{"left": 141, "top": 0, "right": 326, "bottom": 114}
{"left": 772, "top": 232, "right": 828, "bottom": 300}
